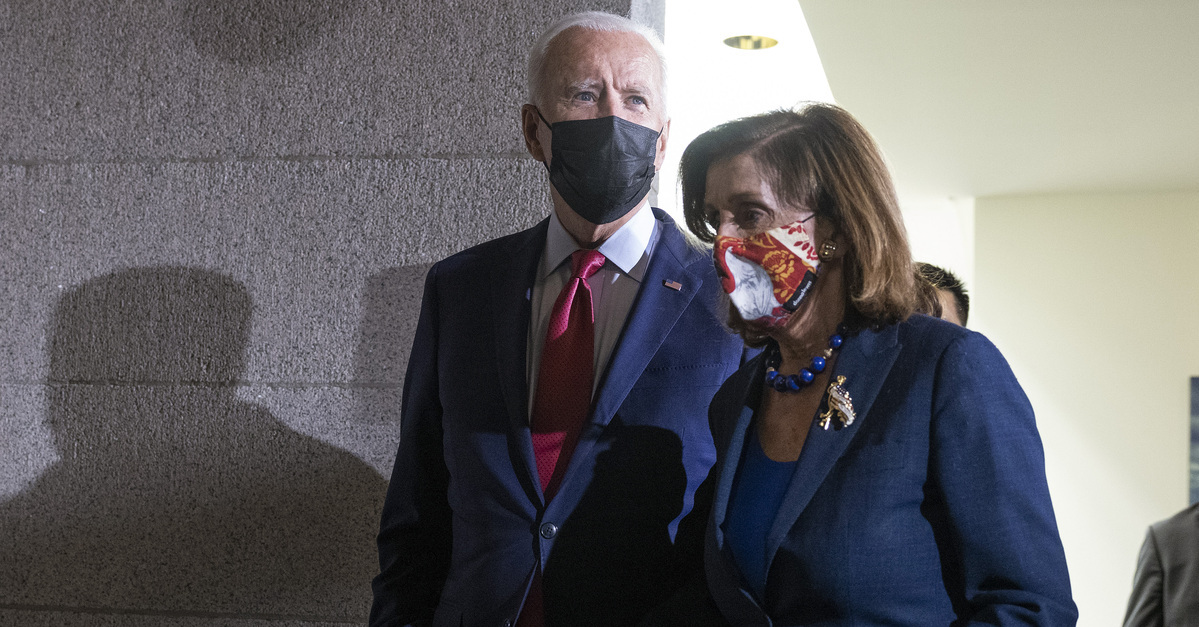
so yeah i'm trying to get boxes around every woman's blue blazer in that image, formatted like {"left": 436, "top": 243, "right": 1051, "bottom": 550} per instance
{"left": 702, "top": 315, "right": 1078, "bottom": 626}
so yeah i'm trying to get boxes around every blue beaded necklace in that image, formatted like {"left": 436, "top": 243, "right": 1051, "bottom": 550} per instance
{"left": 764, "top": 325, "right": 846, "bottom": 393}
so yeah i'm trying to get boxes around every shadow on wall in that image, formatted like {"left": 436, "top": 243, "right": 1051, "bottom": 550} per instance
{"left": 180, "top": 0, "right": 357, "bottom": 64}
{"left": 0, "top": 267, "right": 385, "bottom": 619}
{"left": 352, "top": 265, "right": 433, "bottom": 448}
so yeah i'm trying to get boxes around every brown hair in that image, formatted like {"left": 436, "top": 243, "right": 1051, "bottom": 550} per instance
{"left": 680, "top": 104, "right": 916, "bottom": 334}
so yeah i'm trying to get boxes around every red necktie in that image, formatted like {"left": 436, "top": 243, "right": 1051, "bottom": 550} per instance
{"left": 519, "top": 249, "right": 606, "bottom": 627}
{"left": 530, "top": 248, "right": 606, "bottom": 501}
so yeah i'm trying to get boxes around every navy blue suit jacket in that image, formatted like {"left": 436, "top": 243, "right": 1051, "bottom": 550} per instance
{"left": 703, "top": 315, "right": 1077, "bottom": 626}
{"left": 370, "top": 209, "right": 746, "bottom": 627}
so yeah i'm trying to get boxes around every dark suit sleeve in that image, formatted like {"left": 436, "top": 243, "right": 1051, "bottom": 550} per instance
{"left": 370, "top": 265, "right": 452, "bottom": 627}
{"left": 1124, "top": 527, "right": 1165, "bottom": 627}
{"left": 929, "top": 332, "right": 1078, "bottom": 625}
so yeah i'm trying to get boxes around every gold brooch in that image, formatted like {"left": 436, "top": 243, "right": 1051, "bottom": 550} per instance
{"left": 818, "top": 375, "right": 856, "bottom": 430}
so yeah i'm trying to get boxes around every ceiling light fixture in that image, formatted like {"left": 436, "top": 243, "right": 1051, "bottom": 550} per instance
{"left": 722, "top": 35, "right": 779, "bottom": 50}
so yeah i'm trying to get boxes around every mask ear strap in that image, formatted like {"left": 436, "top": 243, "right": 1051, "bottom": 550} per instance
{"left": 532, "top": 108, "right": 554, "bottom": 173}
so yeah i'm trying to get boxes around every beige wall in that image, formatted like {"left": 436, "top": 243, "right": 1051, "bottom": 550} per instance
{"left": 972, "top": 191, "right": 1199, "bottom": 625}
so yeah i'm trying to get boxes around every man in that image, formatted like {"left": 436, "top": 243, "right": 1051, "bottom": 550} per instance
{"left": 915, "top": 261, "right": 970, "bottom": 326}
{"left": 370, "top": 12, "right": 745, "bottom": 627}
{"left": 1124, "top": 503, "right": 1199, "bottom": 626}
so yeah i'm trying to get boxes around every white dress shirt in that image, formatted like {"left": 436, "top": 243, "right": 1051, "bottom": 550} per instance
{"left": 526, "top": 205, "right": 660, "bottom": 420}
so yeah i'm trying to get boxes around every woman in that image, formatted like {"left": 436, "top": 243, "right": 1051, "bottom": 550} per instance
{"left": 677, "top": 105, "right": 1077, "bottom": 625}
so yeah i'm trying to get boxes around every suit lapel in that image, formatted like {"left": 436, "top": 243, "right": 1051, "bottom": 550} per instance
{"left": 763, "top": 324, "right": 902, "bottom": 574}
{"left": 707, "top": 355, "right": 776, "bottom": 621}
{"left": 710, "top": 357, "right": 765, "bottom": 549}
{"left": 490, "top": 219, "right": 549, "bottom": 504}
{"left": 552, "top": 217, "right": 705, "bottom": 499}
{"left": 591, "top": 221, "right": 702, "bottom": 425}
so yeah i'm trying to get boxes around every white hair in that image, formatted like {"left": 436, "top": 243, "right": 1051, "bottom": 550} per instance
{"left": 526, "top": 11, "right": 668, "bottom": 112}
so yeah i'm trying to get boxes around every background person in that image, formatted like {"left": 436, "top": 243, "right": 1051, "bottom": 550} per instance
{"left": 915, "top": 261, "right": 970, "bottom": 325}
{"left": 1124, "top": 502, "right": 1199, "bottom": 626}
{"left": 369, "top": 12, "right": 745, "bottom": 627}
{"left": 677, "top": 104, "right": 1077, "bottom": 625}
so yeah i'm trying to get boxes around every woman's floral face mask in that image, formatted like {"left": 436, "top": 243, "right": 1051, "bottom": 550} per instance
{"left": 713, "top": 214, "right": 820, "bottom": 327}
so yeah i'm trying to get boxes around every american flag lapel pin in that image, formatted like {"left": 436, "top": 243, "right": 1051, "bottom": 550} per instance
{"left": 663, "top": 280, "right": 683, "bottom": 291}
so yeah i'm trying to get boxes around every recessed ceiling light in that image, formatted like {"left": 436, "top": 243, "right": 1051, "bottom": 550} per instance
{"left": 722, "top": 35, "right": 779, "bottom": 50}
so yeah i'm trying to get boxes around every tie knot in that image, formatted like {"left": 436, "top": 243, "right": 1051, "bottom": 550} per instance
{"left": 570, "top": 249, "right": 607, "bottom": 280}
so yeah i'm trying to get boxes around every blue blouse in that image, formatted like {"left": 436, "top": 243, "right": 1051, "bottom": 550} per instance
{"left": 725, "top": 426, "right": 797, "bottom": 600}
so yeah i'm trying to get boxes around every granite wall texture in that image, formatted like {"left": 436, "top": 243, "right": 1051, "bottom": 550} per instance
{"left": 0, "top": 0, "right": 662, "bottom": 624}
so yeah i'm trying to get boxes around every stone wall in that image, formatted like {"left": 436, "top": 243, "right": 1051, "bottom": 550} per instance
{"left": 0, "top": 0, "right": 660, "bottom": 624}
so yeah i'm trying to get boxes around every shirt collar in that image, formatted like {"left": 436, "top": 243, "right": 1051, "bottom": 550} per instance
{"left": 542, "top": 205, "right": 656, "bottom": 280}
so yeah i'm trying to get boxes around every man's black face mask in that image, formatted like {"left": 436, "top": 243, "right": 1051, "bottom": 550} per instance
{"left": 537, "top": 109, "right": 662, "bottom": 225}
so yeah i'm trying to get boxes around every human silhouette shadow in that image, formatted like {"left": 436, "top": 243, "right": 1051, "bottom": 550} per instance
{"left": 180, "top": 0, "right": 358, "bottom": 65}
{"left": 352, "top": 264, "right": 431, "bottom": 437}
{"left": 0, "top": 267, "right": 385, "bottom": 618}
{"left": 542, "top": 422, "right": 692, "bottom": 626}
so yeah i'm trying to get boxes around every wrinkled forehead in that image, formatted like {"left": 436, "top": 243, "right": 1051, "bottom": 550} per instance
{"left": 543, "top": 27, "right": 664, "bottom": 96}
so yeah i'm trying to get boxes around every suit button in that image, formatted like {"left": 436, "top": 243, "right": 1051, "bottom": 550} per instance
{"left": 503, "top": 621, "right": 513, "bottom": 627}
{"left": 539, "top": 522, "right": 558, "bottom": 539}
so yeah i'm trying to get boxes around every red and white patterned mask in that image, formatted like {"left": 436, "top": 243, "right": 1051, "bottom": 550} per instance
{"left": 713, "top": 215, "right": 820, "bottom": 327}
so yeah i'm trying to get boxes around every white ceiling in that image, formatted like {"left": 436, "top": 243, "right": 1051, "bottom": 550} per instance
{"left": 797, "top": 1, "right": 1199, "bottom": 202}
{"left": 658, "top": 0, "right": 835, "bottom": 218}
